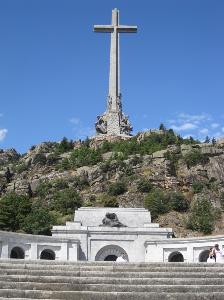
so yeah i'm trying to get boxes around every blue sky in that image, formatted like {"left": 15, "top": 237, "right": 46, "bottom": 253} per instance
{"left": 0, "top": 0, "right": 224, "bottom": 153}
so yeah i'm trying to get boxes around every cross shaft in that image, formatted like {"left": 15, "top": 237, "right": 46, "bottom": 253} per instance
{"left": 94, "top": 8, "right": 137, "bottom": 112}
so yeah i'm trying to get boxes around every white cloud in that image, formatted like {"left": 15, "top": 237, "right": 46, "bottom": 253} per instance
{"left": 199, "top": 128, "right": 209, "bottom": 135}
{"left": 183, "top": 134, "right": 195, "bottom": 139}
{"left": 211, "top": 123, "right": 219, "bottom": 129}
{"left": 69, "top": 117, "right": 94, "bottom": 139}
{"left": 171, "top": 122, "right": 197, "bottom": 131}
{"left": 0, "top": 129, "right": 8, "bottom": 141}
{"left": 177, "top": 113, "right": 211, "bottom": 123}
{"left": 214, "top": 132, "right": 223, "bottom": 138}
{"left": 69, "top": 117, "right": 80, "bottom": 125}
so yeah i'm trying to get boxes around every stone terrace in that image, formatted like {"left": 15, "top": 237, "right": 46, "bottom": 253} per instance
{"left": 0, "top": 260, "right": 224, "bottom": 299}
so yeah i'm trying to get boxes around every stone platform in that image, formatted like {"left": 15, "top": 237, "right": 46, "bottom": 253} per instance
{"left": 0, "top": 259, "right": 224, "bottom": 299}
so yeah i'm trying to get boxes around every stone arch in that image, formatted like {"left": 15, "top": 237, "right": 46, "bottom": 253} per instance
{"left": 40, "top": 249, "right": 55, "bottom": 260}
{"left": 168, "top": 251, "right": 184, "bottom": 262}
{"left": 10, "top": 246, "right": 25, "bottom": 259}
{"left": 95, "top": 245, "right": 129, "bottom": 261}
{"left": 199, "top": 249, "right": 210, "bottom": 262}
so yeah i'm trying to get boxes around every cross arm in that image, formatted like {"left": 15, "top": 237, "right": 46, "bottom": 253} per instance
{"left": 94, "top": 25, "right": 114, "bottom": 33}
{"left": 117, "top": 26, "right": 137, "bottom": 33}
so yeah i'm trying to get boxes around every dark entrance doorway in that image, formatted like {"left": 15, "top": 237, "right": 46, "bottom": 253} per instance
{"left": 10, "top": 247, "right": 25, "bottom": 259}
{"left": 40, "top": 249, "right": 55, "bottom": 260}
{"left": 199, "top": 250, "right": 210, "bottom": 262}
{"left": 104, "top": 255, "right": 117, "bottom": 261}
{"left": 168, "top": 251, "right": 184, "bottom": 262}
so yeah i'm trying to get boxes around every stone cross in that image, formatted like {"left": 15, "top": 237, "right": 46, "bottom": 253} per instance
{"left": 94, "top": 9, "right": 137, "bottom": 136}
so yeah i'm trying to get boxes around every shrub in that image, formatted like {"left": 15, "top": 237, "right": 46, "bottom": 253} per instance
{"left": 144, "top": 188, "right": 170, "bottom": 220}
{"left": 32, "top": 153, "right": 47, "bottom": 166}
{"left": 184, "top": 150, "right": 209, "bottom": 168}
{"left": 186, "top": 196, "right": 216, "bottom": 234}
{"left": 192, "top": 181, "right": 204, "bottom": 193}
{"left": 220, "top": 192, "right": 224, "bottom": 211}
{"left": 35, "top": 181, "right": 53, "bottom": 199}
{"left": 51, "top": 188, "right": 82, "bottom": 215}
{"left": 46, "top": 153, "right": 59, "bottom": 165}
{"left": 137, "top": 179, "right": 152, "bottom": 193}
{"left": 14, "top": 163, "right": 28, "bottom": 174}
{"left": 57, "top": 158, "right": 71, "bottom": 171}
{"left": 52, "top": 178, "right": 69, "bottom": 190}
{"left": 0, "top": 193, "right": 31, "bottom": 231}
{"left": 169, "top": 192, "right": 189, "bottom": 212}
{"left": 108, "top": 181, "right": 127, "bottom": 196}
{"left": 71, "top": 176, "right": 89, "bottom": 189}
{"left": 70, "top": 147, "right": 102, "bottom": 167}
{"left": 55, "top": 137, "right": 74, "bottom": 154}
{"left": 98, "top": 194, "right": 119, "bottom": 207}
{"left": 22, "top": 208, "right": 54, "bottom": 235}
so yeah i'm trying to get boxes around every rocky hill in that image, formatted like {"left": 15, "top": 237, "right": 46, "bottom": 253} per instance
{"left": 1, "top": 129, "right": 224, "bottom": 237}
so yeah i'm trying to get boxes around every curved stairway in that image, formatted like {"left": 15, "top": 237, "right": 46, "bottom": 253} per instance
{"left": 0, "top": 259, "right": 224, "bottom": 299}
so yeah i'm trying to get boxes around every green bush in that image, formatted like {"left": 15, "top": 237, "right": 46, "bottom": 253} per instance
{"left": 46, "top": 153, "right": 59, "bottom": 165}
{"left": 137, "top": 179, "right": 152, "bottom": 193}
{"left": 186, "top": 196, "right": 216, "bottom": 234}
{"left": 184, "top": 150, "right": 209, "bottom": 168}
{"left": 192, "top": 181, "right": 205, "bottom": 193}
{"left": 107, "top": 181, "right": 127, "bottom": 196}
{"left": 144, "top": 188, "right": 170, "bottom": 220}
{"left": 169, "top": 192, "right": 189, "bottom": 212}
{"left": 51, "top": 188, "right": 82, "bottom": 215}
{"left": 0, "top": 193, "right": 31, "bottom": 231}
{"left": 35, "top": 181, "right": 53, "bottom": 199}
{"left": 55, "top": 137, "right": 74, "bottom": 154}
{"left": 32, "top": 153, "right": 47, "bottom": 166}
{"left": 52, "top": 178, "right": 69, "bottom": 190}
{"left": 57, "top": 158, "right": 71, "bottom": 171}
{"left": 70, "top": 147, "right": 102, "bottom": 167}
{"left": 220, "top": 192, "right": 224, "bottom": 211}
{"left": 98, "top": 194, "right": 119, "bottom": 207}
{"left": 71, "top": 176, "right": 89, "bottom": 189}
{"left": 22, "top": 208, "right": 54, "bottom": 235}
{"left": 14, "top": 163, "right": 28, "bottom": 174}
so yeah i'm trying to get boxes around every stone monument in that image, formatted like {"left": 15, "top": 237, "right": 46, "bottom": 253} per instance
{"left": 94, "top": 8, "right": 137, "bottom": 137}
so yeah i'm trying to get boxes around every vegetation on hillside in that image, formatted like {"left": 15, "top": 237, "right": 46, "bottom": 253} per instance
{"left": 0, "top": 127, "right": 223, "bottom": 236}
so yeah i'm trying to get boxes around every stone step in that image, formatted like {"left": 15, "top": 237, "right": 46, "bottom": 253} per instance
{"left": 1, "top": 276, "right": 224, "bottom": 286}
{"left": 0, "top": 260, "right": 219, "bottom": 269}
{"left": 1, "top": 289, "right": 224, "bottom": 300}
{"left": 1, "top": 269, "right": 224, "bottom": 278}
{"left": 0, "top": 262, "right": 222, "bottom": 273}
{"left": 1, "top": 259, "right": 217, "bottom": 267}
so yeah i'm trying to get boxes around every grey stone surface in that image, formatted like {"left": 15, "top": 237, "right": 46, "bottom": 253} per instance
{"left": 1, "top": 260, "right": 224, "bottom": 299}
{"left": 94, "top": 9, "right": 137, "bottom": 137}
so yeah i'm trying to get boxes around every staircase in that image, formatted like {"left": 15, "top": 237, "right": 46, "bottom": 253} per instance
{"left": 0, "top": 259, "right": 224, "bottom": 299}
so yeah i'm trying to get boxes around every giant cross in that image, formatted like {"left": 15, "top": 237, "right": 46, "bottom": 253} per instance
{"left": 94, "top": 8, "right": 137, "bottom": 136}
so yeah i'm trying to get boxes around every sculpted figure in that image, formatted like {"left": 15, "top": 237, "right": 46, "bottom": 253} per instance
{"left": 100, "top": 212, "right": 126, "bottom": 227}
{"left": 120, "top": 114, "right": 133, "bottom": 135}
{"left": 95, "top": 115, "right": 107, "bottom": 134}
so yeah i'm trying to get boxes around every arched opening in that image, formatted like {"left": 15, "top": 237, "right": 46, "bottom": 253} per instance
{"left": 168, "top": 251, "right": 184, "bottom": 262}
{"left": 10, "top": 247, "right": 25, "bottom": 259}
{"left": 199, "top": 250, "right": 210, "bottom": 262}
{"left": 104, "top": 255, "right": 117, "bottom": 261}
{"left": 95, "top": 245, "right": 128, "bottom": 262}
{"left": 40, "top": 249, "right": 55, "bottom": 260}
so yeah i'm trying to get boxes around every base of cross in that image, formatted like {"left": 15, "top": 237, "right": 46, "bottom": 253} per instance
{"left": 90, "top": 133, "right": 132, "bottom": 148}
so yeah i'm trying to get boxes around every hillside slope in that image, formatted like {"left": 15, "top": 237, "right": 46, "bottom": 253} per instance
{"left": 0, "top": 130, "right": 224, "bottom": 237}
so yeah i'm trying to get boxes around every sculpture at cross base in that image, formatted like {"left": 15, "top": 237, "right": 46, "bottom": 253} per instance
{"left": 100, "top": 212, "right": 127, "bottom": 228}
{"left": 94, "top": 8, "right": 137, "bottom": 137}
